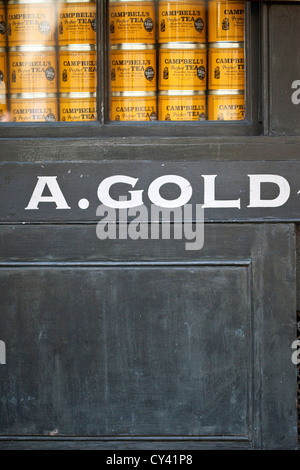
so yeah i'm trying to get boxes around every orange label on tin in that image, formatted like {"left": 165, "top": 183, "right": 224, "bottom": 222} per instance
{"left": 158, "top": 1, "right": 206, "bottom": 43}
{"left": 208, "top": 1, "right": 245, "bottom": 43}
{"left": 159, "top": 48, "right": 206, "bottom": 91}
{"left": 7, "top": 4, "right": 56, "bottom": 46}
{"left": 59, "top": 50, "right": 97, "bottom": 93}
{"left": 208, "top": 47, "right": 245, "bottom": 90}
{"left": 58, "top": 2, "right": 96, "bottom": 46}
{"left": 110, "top": 95, "right": 157, "bottom": 121}
{"left": 10, "top": 97, "right": 58, "bottom": 122}
{"left": 0, "top": 52, "right": 7, "bottom": 92}
{"left": 0, "top": 6, "right": 6, "bottom": 47}
{"left": 9, "top": 50, "right": 57, "bottom": 93}
{"left": 0, "top": 94, "right": 7, "bottom": 121}
{"left": 109, "top": 1, "right": 155, "bottom": 44}
{"left": 111, "top": 49, "right": 156, "bottom": 92}
{"left": 60, "top": 97, "right": 97, "bottom": 121}
{"left": 158, "top": 94, "right": 206, "bottom": 121}
{"left": 208, "top": 93, "right": 245, "bottom": 120}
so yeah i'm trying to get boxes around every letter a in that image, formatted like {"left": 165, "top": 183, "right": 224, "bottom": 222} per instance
{"left": 25, "top": 176, "right": 71, "bottom": 210}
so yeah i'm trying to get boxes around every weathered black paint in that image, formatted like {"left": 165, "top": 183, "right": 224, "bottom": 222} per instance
{"left": 1, "top": 160, "right": 300, "bottom": 223}
{"left": 0, "top": 1, "right": 299, "bottom": 450}
{"left": 269, "top": 3, "right": 300, "bottom": 135}
{"left": 0, "top": 224, "right": 297, "bottom": 449}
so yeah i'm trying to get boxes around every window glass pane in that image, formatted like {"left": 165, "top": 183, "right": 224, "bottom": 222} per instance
{"left": 1, "top": 0, "right": 97, "bottom": 123}
{"left": 108, "top": 0, "right": 245, "bottom": 122}
{"left": 0, "top": 0, "right": 246, "bottom": 125}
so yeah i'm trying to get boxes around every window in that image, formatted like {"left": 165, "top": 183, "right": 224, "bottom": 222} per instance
{"left": 0, "top": 0, "right": 260, "bottom": 136}
{"left": 109, "top": 0, "right": 245, "bottom": 122}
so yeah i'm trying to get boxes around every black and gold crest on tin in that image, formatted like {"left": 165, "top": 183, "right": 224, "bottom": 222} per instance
{"left": 222, "top": 18, "right": 229, "bottom": 31}
{"left": 214, "top": 66, "right": 220, "bottom": 79}
{"left": 0, "top": 21, "right": 6, "bottom": 36}
{"left": 62, "top": 69, "right": 68, "bottom": 82}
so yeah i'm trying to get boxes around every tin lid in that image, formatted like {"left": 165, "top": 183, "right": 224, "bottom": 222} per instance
{"left": 8, "top": 0, "right": 56, "bottom": 4}
{"left": 60, "top": 92, "right": 97, "bottom": 99}
{"left": 208, "top": 42, "right": 244, "bottom": 49}
{"left": 110, "top": 43, "right": 156, "bottom": 51}
{"left": 157, "top": 0, "right": 202, "bottom": 2}
{"left": 59, "top": 44, "right": 97, "bottom": 52}
{"left": 159, "top": 90, "right": 206, "bottom": 96}
{"left": 9, "top": 45, "right": 56, "bottom": 53}
{"left": 10, "top": 93, "right": 58, "bottom": 99}
{"left": 111, "top": 91, "right": 157, "bottom": 97}
{"left": 208, "top": 89, "right": 245, "bottom": 95}
{"left": 58, "top": 0, "right": 95, "bottom": 3}
{"left": 109, "top": 0, "right": 154, "bottom": 3}
{"left": 159, "top": 42, "right": 207, "bottom": 50}
{"left": 0, "top": 47, "right": 6, "bottom": 54}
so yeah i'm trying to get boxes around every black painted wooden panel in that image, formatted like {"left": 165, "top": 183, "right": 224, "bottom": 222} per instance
{"left": 269, "top": 3, "right": 300, "bottom": 135}
{"left": 1, "top": 136, "right": 300, "bottom": 161}
{"left": 0, "top": 265, "right": 250, "bottom": 437}
{"left": 0, "top": 224, "right": 297, "bottom": 449}
{"left": 297, "top": 225, "right": 300, "bottom": 311}
{"left": 1, "top": 161, "right": 300, "bottom": 223}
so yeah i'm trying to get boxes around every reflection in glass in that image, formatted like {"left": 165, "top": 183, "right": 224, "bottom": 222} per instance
{"left": 1, "top": 0, "right": 97, "bottom": 123}
{"left": 108, "top": 0, "right": 246, "bottom": 122}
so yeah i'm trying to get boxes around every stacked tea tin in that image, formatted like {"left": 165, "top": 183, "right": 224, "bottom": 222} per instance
{"left": 7, "top": 0, "right": 58, "bottom": 122}
{"left": 207, "top": 0, "right": 245, "bottom": 120}
{"left": 0, "top": 0, "right": 7, "bottom": 121}
{"left": 57, "top": 0, "right": 97, "bottom": 122}
{"left": 109, "top": 0, "right": 157, "bottom": 121}
{"left": 158, "top": 0, "right": 207, "bottom": 121}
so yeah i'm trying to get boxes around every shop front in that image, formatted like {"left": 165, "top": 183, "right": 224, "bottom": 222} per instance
{"left": 0, "top": 0, "right": 299, "bottom": 450}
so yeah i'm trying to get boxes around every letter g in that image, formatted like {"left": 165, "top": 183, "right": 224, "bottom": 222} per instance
{"left": 97, "top": 175, "right": 144, "bottom": 209}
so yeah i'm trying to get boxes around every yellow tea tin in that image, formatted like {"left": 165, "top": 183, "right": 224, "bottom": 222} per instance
{"left": 111, "top": 91, "right": 157, "bottom": 121}
{"left": 0, "top": 47, "right": 7, "bottom": 93}
{"left": 109, "top": 0, "right": 155, "bottom": 45}
{"left": 9, "top": 45, "right": 57, "bottom": 93}
{"left": 0, "top": 1, "right": 6, "bottom": 48}
{"left": 207, "top": 89, "right": 245, "bottom": 120}
{"left": 10, "top": 92, "right": 58, "bottom": 122}
{"left": 110, "top": 43, "right": 156, "bottom": 92}
{"left": 0, "top": 92, "right": 7, "bottom": 121}
{"left": 59, "top": 44, "right": 97, "bottom": 93}
{"left": 59, "top": 92, "right": 97, "bottom": 121}
{"left": 158, "top": 0, "right": 206, "bottom": 43}
{"left": 158, "top": 90, "right": 206, "bottom": 121}
{"left": 208, "top": 42, "right": 245, "bottom": 90}
{"left": 208, "top": 0, "right": 245, "bottom": 43}
{"left": 7, "top": 0, "right": 56, "bottom": 47}
{"left": 159, "top": 42, "right": 206, "bottom": 91}
{"left": 57, "top": 0, "right": 97, "bottom": 46}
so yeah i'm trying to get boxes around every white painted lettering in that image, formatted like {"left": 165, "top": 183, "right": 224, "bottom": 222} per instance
{"left": 25, "top": 176, "right": 71, "bottom": 210}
